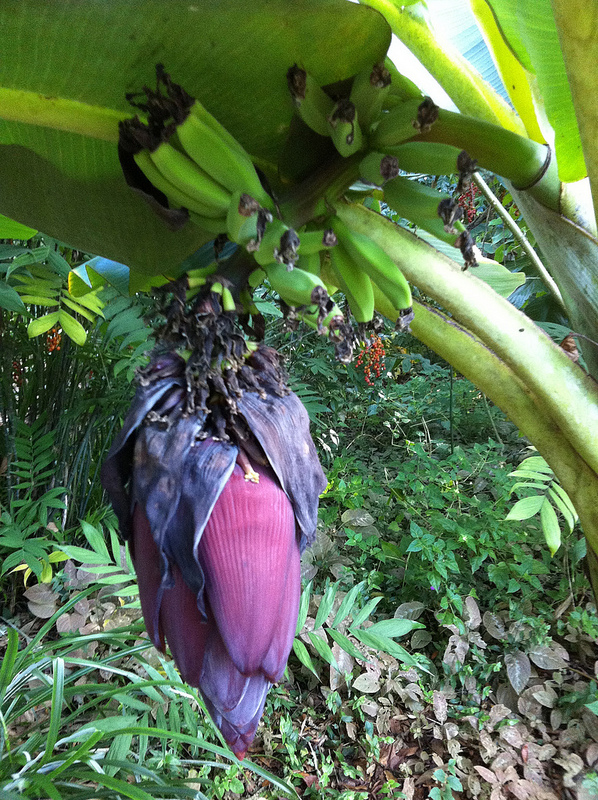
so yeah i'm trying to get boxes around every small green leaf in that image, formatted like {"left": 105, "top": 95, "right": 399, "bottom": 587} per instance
{"left": 60, "top": 295, "right": 96, "bottom": 322}
{"left": 308, "top": 631, "right": 339, "bottom": 670}
{"left": 367, "top": 618, "right": 425, "bottom": 638}
{"left": 506, "top": 494, "right": 545, "bottom": 520}
{"left": 27, "top": 311, "right": 60, "bottom": 338}
{"left": 547, "top": 486, "right": 575, "bottom": 533}
{"left": 59, "top": 544, "right": 112, "bottom": 564}
{"left": 0, "top": 282, "right": 26, "bottom": 312}
{"left": 540, "top": 499, "right": 561, "bottom": 555}
{"left": 81, "top": 521, "right": 112, "bottom": 560}
{"left": 351, "top": 596, "right": 383, "bottom": 627}
{"left": 59, "top": 309, "right": 87, "bottom": 345}
{"left": 331, "top": 580, "right": 366, "bottom": 628}
{"left": 292, "top": 637, "right": 319, "bottom": 677}
{"left": 518, "top": 456, "right": 554, "bottom": 472}
{"left": 295, "top": 582, "right": 311, "bottom": 636}
{"left": 19, "top": 295, "right": 60, "bottom": 306}
{"left": 314, "top": 582, "right": 339, "bottom": 630}
{"left": 327, "top": 627, "right": 369, "bottom": 661}
{"left": 350, "top": 628, "right": 421, "bottom": 669}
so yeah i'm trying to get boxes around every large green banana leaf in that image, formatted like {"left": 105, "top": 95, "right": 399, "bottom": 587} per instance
{"left": 0, "top": 0, "right": 390, "bottom": 274}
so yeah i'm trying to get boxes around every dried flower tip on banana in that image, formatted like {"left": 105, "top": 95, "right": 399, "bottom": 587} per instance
{"left": 413, "top": 96, "right": 439, "bottom": 134}
{"left": 456, "top": 150, "right": 479, "bottom": 193}
{"left": 437, "top": 198, "right": 464, "bottom": 234}
{"left": 455, "top": 230, "right": 479, "bottom": 270}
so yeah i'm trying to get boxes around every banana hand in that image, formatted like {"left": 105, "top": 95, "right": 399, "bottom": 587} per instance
{"left": 329, "top": 240, "right": 375, "bottom": 324}
{"left": 330, "top": 212, "right": 412, "bottom": 314}
{"left": 148, "top": 141, "right": 231, "bottom": 214}
{"left": 177, "top": 104, "right": 271, "bottom": 205}
{"left": 134, "top": 149, "right": 228, "bottom": 218}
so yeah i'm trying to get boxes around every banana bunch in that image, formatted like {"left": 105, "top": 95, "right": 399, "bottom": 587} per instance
{"left": 328, "top": 212, "right": 413, "bottom": 329}
{"left": 286, "top": 62, "right": 398, "bottom": 159}
{"left": 121, "top": 67, "right": 274, "bottom": 240}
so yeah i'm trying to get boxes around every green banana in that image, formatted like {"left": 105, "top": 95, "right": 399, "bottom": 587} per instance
{"left": 330, "top": 213, "right": 412, "bottom": 313}
{"left": 187, "top": 264, "right": 219, "bottom": 287}
{"left": 370, "top": 96, "right": 434, "bottom": 150}
{"left": 384, "top": 141, "right": 463, "bottom": 176}
{"left": 329, "top": 240, "right": 375, "bottom": 324}
{"left": 148, "top": 141, "right": 231, "bottom": 214}
{"left": 369, "top": 280, "right": 414, "bottom": 332}
{"left": 296, "top": 228, "right": 337, "bottom": 256}
{"left": 383, "top": 174, "right": 465, "bottom": 244}
{"left": 239, "top": 287, "right": 260, "bottom": 316}
{"left": 221, "top": 286, "right": 236, "bottom": 312}
{"left": 382, "top": 57, "right": 424, "bottom": 104}
{"left": 176, "top": 105, "right": 271, "bottom": 205}
{"left": 359, "top": 152, "right": 400, "bottom": 186}
{"left": 350, "top": 62, "right": 392, "bottom": 131}
{"left": 226, "top": 191, "right": 272, "bottom": 248}
{"left": 287, "top": 64, "right": 335, "bottom": 137}
{"left": 329, "top": 100, "right": 363, "bottom": 158}
{"left": 186, "top": 274, "right": 208, "bottom": 302}
{"left": 296, "top": 251, "right": 322, "bottom": 276}
{"left": 297, "top": 300, "right": 344, "bottom": 334}
{"left": 187, "top": 210, "right": 229, "bottom": 235}
{"left": 253, "top": 218, "right": 300, "bottom": 269}
{"left": 247, "top": 268, "right": 266, "bottom": 289}
{"left": 264, "top": 261, "right": 329, "bottom": 308}
{"left": 133, "top": 149, "right": 227, "bottom": 218}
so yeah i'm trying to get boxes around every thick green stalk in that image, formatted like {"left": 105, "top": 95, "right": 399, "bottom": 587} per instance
{"left": 277, "top": 154, "right": 362, "bottom": 228}
{"left": 335, "top": 201, "right": 598, "bottom": 477}
{"left": 358, "top": 0, "right": 524, "bottom": 134}
{"left": 0, "top": 87, "right": 123, "bottom": 142}
{"left": 387, "top": 107, "right": 561, "bottom": 211}
{"left": 409, "top": 301, "right": 598, "bottom": 595}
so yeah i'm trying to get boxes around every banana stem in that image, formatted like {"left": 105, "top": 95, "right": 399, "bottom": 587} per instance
{"left": 0, "top": 86, "right": 124, "bottom": 141}
{"left": 410, "top": 300, "right": 598, "bottom": 596}
{"left": 472, "top": 172, "right": 566, "bottom": 310}
{"left": 278, "top": 154, "right": 362, "bottom": 228}
{"left": 336, "top": 201, "right": 598, "bottom": 478}
{"left": 411, "top": 109, "right": 561, "bottom": 211}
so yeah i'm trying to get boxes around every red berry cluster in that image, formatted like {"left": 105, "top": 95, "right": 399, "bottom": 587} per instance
{"left": 47, "top": 326, "right": 62, "bottom": 353}
{"left": 12, "top": 360, "right": 23, "bottom": 387}
{"left": 355, "top": 335, "right": 386, "bottom": 386}
{"left": 457, "top": 183, "right": 480, "bottom": 223}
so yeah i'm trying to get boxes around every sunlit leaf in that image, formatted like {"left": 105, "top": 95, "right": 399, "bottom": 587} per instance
{"left": 484, "top": 0, "right": 586, "bottom": 182}
{"left": 27, "top": 311, "right": 60, "bottom": 338}
{"left": 58, "top": 309, "right": 87, "bottom": 345}
{"left": 540, "top": 498, "right": 561, "bottom": 555}
{"left": 0, "top": 212, "right": 37, "bottom": 239}
{"left": 506, "top": 494, "right": 545, "bottom": 520}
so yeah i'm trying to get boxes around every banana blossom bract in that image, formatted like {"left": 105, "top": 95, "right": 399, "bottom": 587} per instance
{"left": 101, "top": 352, "right": 326, "bottom": 758}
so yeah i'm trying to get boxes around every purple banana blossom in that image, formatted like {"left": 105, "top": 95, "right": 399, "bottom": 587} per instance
{"left": 101, "top": 346, "right": 326, "bottom": 759}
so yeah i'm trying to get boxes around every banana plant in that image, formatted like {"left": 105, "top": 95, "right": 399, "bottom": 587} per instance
{"left": 1, "top": 0, "right": 598, "bottom": 597}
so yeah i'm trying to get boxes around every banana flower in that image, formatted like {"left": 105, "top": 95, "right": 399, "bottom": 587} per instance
{"left": 101, "top": 348, "right": 326, "bottom": 758}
